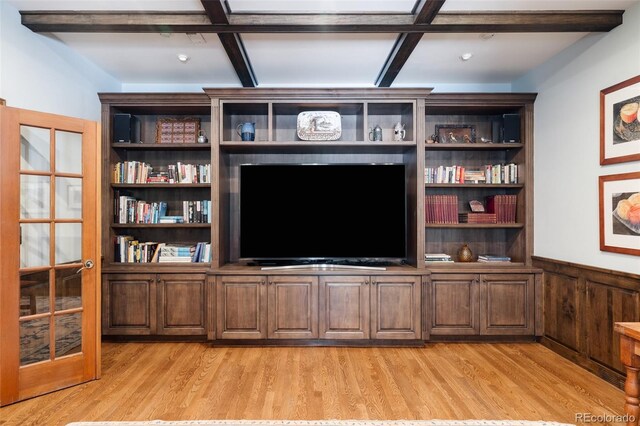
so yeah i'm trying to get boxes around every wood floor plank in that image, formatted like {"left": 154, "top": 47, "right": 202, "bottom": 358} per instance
{"left": 0, "top": 342, "right": 625, "bottom": 425}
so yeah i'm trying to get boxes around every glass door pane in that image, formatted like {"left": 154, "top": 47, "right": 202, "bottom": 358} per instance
{"left": 18, "top": 125, "right": 86, "bottom": 366}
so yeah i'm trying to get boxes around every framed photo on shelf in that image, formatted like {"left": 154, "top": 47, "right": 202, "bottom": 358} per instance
{"left": 435, "top": 124, "right": 476, "bottom": 144}
{"left": 600, "top": 75, "right": 640, "bottom": 165}
{"left": 599, "top": 171, "right": 640, "bottom": 256}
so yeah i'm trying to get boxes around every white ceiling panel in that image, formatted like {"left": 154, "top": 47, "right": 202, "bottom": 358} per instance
{"left": 395, "top": 32, "right": 588, "bottom": 85}
{"left": 242, "top": 33, "right": 398, "bottom": 86}
{"left": 51, "top": 33, "right": 240, "bottom": 85}
{"left": 227, "top": 0, "right": 416, "bottom": 13}
{"left": 442, "top": 0, "right": 638, "bottom": 11}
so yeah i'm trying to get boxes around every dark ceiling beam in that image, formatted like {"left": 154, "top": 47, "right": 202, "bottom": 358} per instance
{"left": 375, "top": 0, "right": 445, "bottom": 87}
{"left": 20, "top": 10, "right": 624, "bottom": 33}
{"left": 200, "top": 0, "right": 257, "bottom": 87}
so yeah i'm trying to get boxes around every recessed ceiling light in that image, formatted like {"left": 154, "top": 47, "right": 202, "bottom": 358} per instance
{"left": 480, "top": 33, "right": 495, "bottom": 40}
{"left": 177, "top": 54, "right": 190, "bottom": 63}
{"left": 459, "top": 52, "right": 473, "bottom": 61}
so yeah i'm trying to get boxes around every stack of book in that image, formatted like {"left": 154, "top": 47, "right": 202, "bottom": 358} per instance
{"left": 158, "top": 244, "right": 194, "bottom": 263}
{"left": 425, "top": 195, "right": 459, "bottom": 224}
{"left": 458, "top": 213, "right": 497, "bottom": 224}
{"left": 486, "top": 195, "right": 517, "bottom": 223}
{"left": 478, "top": 254, "right": 511, "bottom": 263}
{"left": 158, "top": 216, "right": 184, "bottom": 224}
{"left": 425, "top": 253, "right": 453, "bottom": 263}
{"left": 424, "top": 163, "right": 518, "bottom": 184}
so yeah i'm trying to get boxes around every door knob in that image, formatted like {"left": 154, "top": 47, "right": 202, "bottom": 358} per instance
{"left": 76, "top": 259, "right": 95, "bottom": 274}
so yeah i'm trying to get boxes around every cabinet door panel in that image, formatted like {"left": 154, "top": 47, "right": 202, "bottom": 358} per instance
{"left": 158, "top": 274, "right": 206, "bottom": 336}
{"left": 102, "top": 274, "right": 156, "bottom": 335}
{"left": 429, "top": 274, "right": 478, "bottom": 336}
{"left": 216, "top": 275, "right": 267, "bottom": 339}
{"left": 371, "top": 276, "right": 420, "bottom": 340}
{"left": 480, "top": 274, "right": 534, "bottom": 335}
{"left": 268, "top": 276, "right": 318, "bottom": 339}
{"left": 319, "top": 276, "right": 369, "bottom": 339}
{"left": 586, "top": 281, "right": 640, "bottom": 373}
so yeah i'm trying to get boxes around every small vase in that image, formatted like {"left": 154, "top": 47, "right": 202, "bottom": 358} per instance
{"left": 458, "top": 244, "right": 473, "bottom": 262}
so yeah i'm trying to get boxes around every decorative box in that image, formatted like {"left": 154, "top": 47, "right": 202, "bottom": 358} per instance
{"left": 156, "top": 117, "right": 200, "bottom": 144}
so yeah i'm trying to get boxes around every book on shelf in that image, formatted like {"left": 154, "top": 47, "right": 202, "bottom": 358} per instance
{"left": 485, "top": 194, "right": 517, "bottom": 223}
{"left": 477, "top": 254, "right": 512, "bottom": 262}
{"left": 113, "top": 161, "right": 211, "bottom": 184}
{"left": 458, "top": 213, "right": 497, "bottom": 224}
{"left": 425, "top": 194, "right": 459, "bottom": 224}
{"left": 158, "top": 215, "right": 184, "bottom": 224}
{"left": 425, "top": 253, "right": 453, "bottom": 262}
{"left": 114, "top": 238, "right": 211, "bottom": 263}
{"left": 425, "top": 163, "right": 518, "bottom": 185}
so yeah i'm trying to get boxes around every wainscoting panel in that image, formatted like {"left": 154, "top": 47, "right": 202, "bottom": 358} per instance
{"left": 533, "top": 256, "right": 640, "bottom": 389}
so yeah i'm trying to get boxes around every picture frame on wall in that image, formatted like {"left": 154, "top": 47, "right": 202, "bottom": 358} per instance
{"left": 599, "top": 172, "right": 640, "bottom": 256}
{"left": 600, "top": 75, "right": 640, "bottom": 165}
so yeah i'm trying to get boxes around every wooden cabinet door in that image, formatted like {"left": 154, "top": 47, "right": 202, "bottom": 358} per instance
{"left": 371, "top": 276, "right": 421, "bottom": 340}
{"left": 480, "top": 274, "right": 535, "bottom": 335}
{"left": 102, "top": 274, "right": 156, "bottom": 335}
{"left": 157, "top": 274, "right": 207, "bottom": 336}
{"left": 268, "top": 276, "right": 318, "bottom": 339}
{"left": 319, "top": 276, "right": 370, "bottom": 339}
{"left": 586, "top": 281, "right": 640, "bottom": 373}
{"left": 428, "top": 274, "right": 479, "bottom": 336}
{"left": 216, "top": 275, "right": 267, "bottom": 339}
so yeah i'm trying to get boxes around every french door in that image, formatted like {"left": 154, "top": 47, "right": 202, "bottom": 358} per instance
{"left": 0, "top": 106, "right": 99, "bottom": 405}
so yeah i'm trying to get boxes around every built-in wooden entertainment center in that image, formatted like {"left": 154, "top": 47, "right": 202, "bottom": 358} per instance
{"left": 99, "top": 89, "right": 541, "bottom": 343}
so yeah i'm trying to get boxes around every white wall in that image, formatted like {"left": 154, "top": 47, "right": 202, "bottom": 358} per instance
{"left": 0, "top": 2, "right": 119, "bottom": 121}
{"left": 513, "top": 2, "right": 640, "bottom": 274}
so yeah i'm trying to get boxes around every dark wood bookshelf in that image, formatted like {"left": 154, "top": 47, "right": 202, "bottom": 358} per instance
{"left": 425, "top": 223, "right": 524, "bottom": 229}
{"left": 112, "top": 143, "right": 211, "bottom": 150}
{"left": 425, "top": 183, "right": 524, "bottom": 188}
{"left": 111, "top": 223, "right": 211, "bottom": 228}
{"left": 425, "top": 143, "right": 524, "bottom": 150}
{"left": 111, "top": 183, "right": 211, "bottom": 189}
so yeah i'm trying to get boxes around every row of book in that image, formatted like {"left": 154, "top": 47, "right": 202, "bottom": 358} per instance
{"left": 424, "top": 163, "right": 518, "bottom": 184}
{"left": 458, "top": 213, "right": 497, "bottom": 224}
{"left": 114, "top": 196, "right": 212, "bottom": 224}
{"left": 486, "top": 194, "right": 517, "bottom": 223}
{"left": 113, "top": 161, "right": 211, "bottom": 184}
{"left": 425, "top": 195, "right": 459, "bottom": 224}
{"left": 426, "top": 195, "right": 518, "bottom": 224}
{"left": 114, "top": 236, "right": 211, "bottom": 263}
{"left": 424, "top": 253, "right": 453, "bottom": 263}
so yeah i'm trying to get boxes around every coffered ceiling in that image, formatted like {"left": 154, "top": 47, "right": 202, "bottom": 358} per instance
{"left": 5, "top": 0, "right": 639, "bottom": 89}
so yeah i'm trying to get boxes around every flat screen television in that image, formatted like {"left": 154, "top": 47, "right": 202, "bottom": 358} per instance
{"left": 240, "top": 164, "right": 406, "bottom": 264}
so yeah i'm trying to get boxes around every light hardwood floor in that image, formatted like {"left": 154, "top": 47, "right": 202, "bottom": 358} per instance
{"left": 0, "top": 342, "right": 625, "bottom": 425}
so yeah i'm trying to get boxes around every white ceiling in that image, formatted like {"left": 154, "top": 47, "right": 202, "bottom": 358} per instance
{"left": 5, "top": 0, "right": 640, "bottom": 88}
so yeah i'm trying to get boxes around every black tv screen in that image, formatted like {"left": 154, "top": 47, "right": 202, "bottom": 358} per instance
{"left": 240, "top": 164, "right": 406, "bottom": 263}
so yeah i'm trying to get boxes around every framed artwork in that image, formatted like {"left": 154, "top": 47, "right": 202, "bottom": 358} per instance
{"left": 600, "top": 75, "right": 640, "bottom": 165}
{"left": 435, "top": 124, "right": 476, "bottom": 143}
{"left": 599, "top": 172, "right": 640, "bottom": 256}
